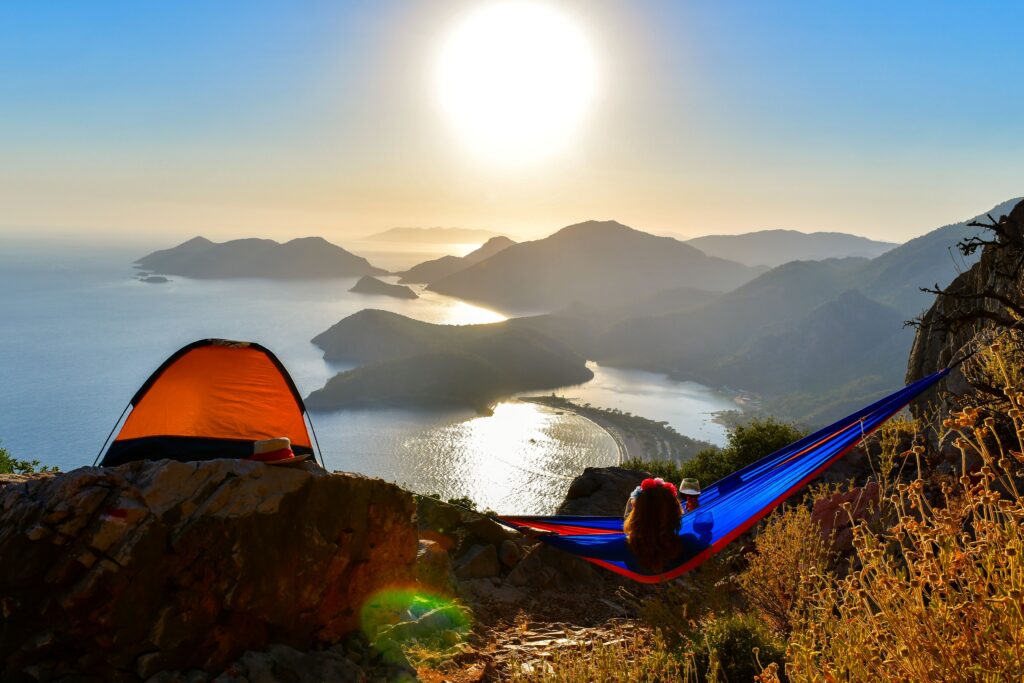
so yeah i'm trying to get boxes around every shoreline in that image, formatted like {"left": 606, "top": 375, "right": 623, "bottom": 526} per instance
{"left": 522, "top": 397, "right": 630, "bottom": 464}
{"left": 519, "top": 395, "right": 714, "bottom": 466}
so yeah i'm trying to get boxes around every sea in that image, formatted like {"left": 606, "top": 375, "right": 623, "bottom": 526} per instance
{"left": 0, "top": 238, "right": 735, "bottom": 513}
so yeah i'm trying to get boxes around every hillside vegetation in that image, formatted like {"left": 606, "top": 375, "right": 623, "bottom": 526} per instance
{"left": 307, "top": 320, "right": 593, "bottom": 413}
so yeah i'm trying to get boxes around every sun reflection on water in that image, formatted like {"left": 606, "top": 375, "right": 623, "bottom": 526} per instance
{"left": 401, "top": 401, "right": 617, "bottom": 514}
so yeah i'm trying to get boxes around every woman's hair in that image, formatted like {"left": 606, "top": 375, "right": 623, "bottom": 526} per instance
{"left": 624, "top": 480, "right": 684, "bottom": 572}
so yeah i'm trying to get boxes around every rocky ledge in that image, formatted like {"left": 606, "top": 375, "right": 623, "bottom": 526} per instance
{"left": 0, "top": 460, "right": 417, "bottom": 682}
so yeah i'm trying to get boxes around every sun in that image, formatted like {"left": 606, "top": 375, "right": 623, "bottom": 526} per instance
{"left": 434, "top": 1, "right": 598, "bottom": 166}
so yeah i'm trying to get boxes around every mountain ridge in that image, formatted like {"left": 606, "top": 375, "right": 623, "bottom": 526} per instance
{"left": 427, "top": 220, "right": 763, "bottom": 311}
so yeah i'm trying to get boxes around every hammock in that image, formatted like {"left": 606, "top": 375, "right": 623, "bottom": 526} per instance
{"left": 496, "top": 369, "right": 949, "bottom": 583}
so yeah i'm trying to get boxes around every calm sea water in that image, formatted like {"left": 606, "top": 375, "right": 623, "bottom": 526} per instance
{"left": 0, "top": 240, "right": 733, "bottom": 513}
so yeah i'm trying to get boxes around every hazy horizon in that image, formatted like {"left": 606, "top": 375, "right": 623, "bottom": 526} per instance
{"left": 2, "top": 1, "right": 1022, "bottom": 245}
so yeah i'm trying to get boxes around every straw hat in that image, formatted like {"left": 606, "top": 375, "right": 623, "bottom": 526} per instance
{"left": 679, "top": 478, "right": 701, "bottom": 496}
{"left": 251, "top": 437, "right": 310, "bottom": 465}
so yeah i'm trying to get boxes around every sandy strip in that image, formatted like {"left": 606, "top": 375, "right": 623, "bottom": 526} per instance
{"left": 520, "top": 398, "right": 646, "bottom": 465}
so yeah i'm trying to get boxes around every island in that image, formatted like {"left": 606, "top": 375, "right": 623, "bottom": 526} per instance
{"left": 135, "top": 235, "right": 385, "bottom": 280}
{"left": 348, "top": 276, "right": 418, "bottom": 299}
{"left": 305, "top": 314, "right": 594, "bottom": 413}
{"left": 138, "top": 275, "right": 170, "bottom": 284}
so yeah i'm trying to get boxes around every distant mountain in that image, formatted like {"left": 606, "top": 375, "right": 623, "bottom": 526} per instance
{"left": 397, "top": 236, "right": 516, "bottom": 284}
{"left": 594, "top": 198, "right": 1022, "bottom": 422}
{"left": 349, "top": 276, "right": 418, "bottom": 299}
{"left": 686, "top": 230, "right": 897, "bottom": 267}
{"left": 855, "top": 196, "right": 1022, "bottom": 315}
{"left": 362, "top": 227, "right": 506, "bottom": 243}
{"left": 427, "top": 220, "right": 762, "bottom": 312}
{"left": 307, "top": 310, "right": 592, "bottom": 413}
{"left": 136, "top": 236, "right": 385, "bottom": 280}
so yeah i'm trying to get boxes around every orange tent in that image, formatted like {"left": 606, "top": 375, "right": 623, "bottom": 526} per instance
{"left": 99, "top": 339, "right": 320, "bottom": 466}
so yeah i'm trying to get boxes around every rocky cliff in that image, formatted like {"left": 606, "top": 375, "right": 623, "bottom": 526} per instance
{"left": 906, "top": 200, "right": 1024, "bottom": 391}
{"left": 0, "top": 460, "right": 417, "bottom": 681}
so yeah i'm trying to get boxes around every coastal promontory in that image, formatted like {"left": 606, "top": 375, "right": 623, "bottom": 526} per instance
{"left": 349, "top": 275, "right": 419, "bottom": 299}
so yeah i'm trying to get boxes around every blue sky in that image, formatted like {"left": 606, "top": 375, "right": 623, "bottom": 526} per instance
{"left": 1, "top": 1, "right": 1021, "bottom": 241}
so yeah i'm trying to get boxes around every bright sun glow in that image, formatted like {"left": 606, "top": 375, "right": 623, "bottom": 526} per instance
{"left": 435, "top": 1, "right": 598, "bottom": 166}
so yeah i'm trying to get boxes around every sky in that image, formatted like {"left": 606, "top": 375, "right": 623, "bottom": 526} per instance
{"left": 1, "top": 0, "right": 1022, "bottom": 244}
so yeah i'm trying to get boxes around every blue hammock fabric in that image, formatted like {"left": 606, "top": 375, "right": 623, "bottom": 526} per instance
{"left": 496, "top": 369, "right": 949, "bottom": 583}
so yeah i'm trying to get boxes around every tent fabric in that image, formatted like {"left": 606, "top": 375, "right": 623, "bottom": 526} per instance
{"left": 101, "top": 339, "right": 314, "bottom": 467}
{"left": 496, "top": 369, "right": 949, "bottom": 584}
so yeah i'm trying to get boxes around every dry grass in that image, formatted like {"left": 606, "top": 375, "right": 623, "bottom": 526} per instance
{"left": 507, "top": 629, "right": 699, "bottom": 683}
{"left": 775, "top": 346, "right": 1024, "bottom": 682}
{"left": 738, "top": 504, "right": 835, "bottom": 636}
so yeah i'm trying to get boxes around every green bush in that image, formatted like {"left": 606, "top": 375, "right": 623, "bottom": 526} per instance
{"left": 620, "top": 457, "right": 685, "bottom": 483}
{"left": 690, "top": 612, "right": 787, "bottom": 683}
{"left": 623, "top": 418, "right": 806, "bottom": 487}
{"left": 0, "top": 444, "right": 55, "bottom": 475}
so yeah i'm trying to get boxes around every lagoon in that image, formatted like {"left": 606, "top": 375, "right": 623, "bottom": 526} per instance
{"left": 0, "top": 240, "right": 733, "bottom": 513}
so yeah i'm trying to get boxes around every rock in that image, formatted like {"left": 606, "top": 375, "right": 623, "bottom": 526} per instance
{"left": 907, "top": 200, "right": 1024, "bottom": 418}
{"left": 145, "top": 670, "right": 210, "bottom": 683}
{"left": 506, "top": 543, "right": 601, "bottom": 590}
{"left": 459, "top": 578, "right": 527, "bottom": 605}
{"left": 811, "top": 482, "right": 882, "bottom": 551}
{"left": 557, "top": 466, "right": 648, "bottom": 516}
{"left": 415, "top": 495, "right": 463, "bottom": 536}
{"left": 461, "top": 515, "right": 514, "bottom": 548}
{"left": 377, "top": 606, "right": 466, "bottom": 644}
{"left": 455, "top": 544, "right": 500, "bottom": 579}
{"left": 417, "top": 539, "right": 457, "bottom": 595}
{"left": 211, "top": 643, "right": 365, "bottom": 683}
{"left": 499, "top": 539, "right": 523, "bottom": 569}
{"left": 0, "top": 459, "right": 418, "bottom": 680}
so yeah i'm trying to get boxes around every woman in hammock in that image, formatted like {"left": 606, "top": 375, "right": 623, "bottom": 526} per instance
{"left": 623, "top": 478, "right": 686, "bottom": 573}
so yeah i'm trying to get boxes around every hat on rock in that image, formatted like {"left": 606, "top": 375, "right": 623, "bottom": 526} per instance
{"left": 251, "top": 437, "right": 310, "bottom": 465}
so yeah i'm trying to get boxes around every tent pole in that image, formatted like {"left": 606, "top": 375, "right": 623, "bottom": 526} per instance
{"left": 93, "top": 403, "right": 130, "bottom": 467}
{"left": 307, "top": 414, "right": 326, "bottom": 468}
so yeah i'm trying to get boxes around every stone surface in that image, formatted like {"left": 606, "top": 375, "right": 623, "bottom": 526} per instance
{"left": 907, "top": 200, "right": 1024, "bottom": 406}
{"left": 455, "top": 544, "right": 500, "bottom": 580}
{"left": 557, "top": 466, "right": 648, "bottom": 516}
{"left": 811, "top": 482, "right": 882, "bottom": 551}
{"left": 459, "top": 578, "right": 528, "bottom": 606}
{"left": 417, "top": 539, "right": 457, "bottom": 595}
{"left": 0, "top": 459, "right": 418, "bottom": 681}
{"left": 212, "top": 644, "right": 366, "bottom": 683}
{"left": 498, "top": 539, "right": 523, "bottom": 569}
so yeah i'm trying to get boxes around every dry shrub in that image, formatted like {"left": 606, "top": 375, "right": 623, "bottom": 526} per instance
{"left": 507, "top": 629, "right": 698, "bottom": 683}
{"left": 778, "top": 346, "right": 1024, "bottom": 682}
{"left": 738, "top": 503, "right": 835, "bottom": 636}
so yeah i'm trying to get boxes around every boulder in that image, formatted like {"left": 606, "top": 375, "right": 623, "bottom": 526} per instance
{"left": 498, "top": 539, "right": 523, "bottom": 569}
{"left": 557, "top": 466, "right": 647, "bottom": 516}
{"left": 0, "top": 459, "right": 418, "bottom": 681}
{"left": 454, "top": 544, "right": 500, "bottom": 580}
{"left": 459, "top": 578, "right": 527, "bottom": 606}
{"left": 506, "top": 544, "right": 601, "bottom": 590}
{"left": 811, "top": 482, "right": 882, "bottom": 551}
{"left": 416, "top": 539, "right": 457, "bottom": 595}
{"left": 415, "top": 495, "right": 463, "bottom": 537}
{"left": 461, "top": 515, "right": 514, "bottom": 548}
{"left": 211, "top": 644, "right": 366, "bottom": 683}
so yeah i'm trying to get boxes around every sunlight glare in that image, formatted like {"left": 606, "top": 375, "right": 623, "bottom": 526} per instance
{"left": 434, "top": 1, "right": 598, "bottom": 166}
